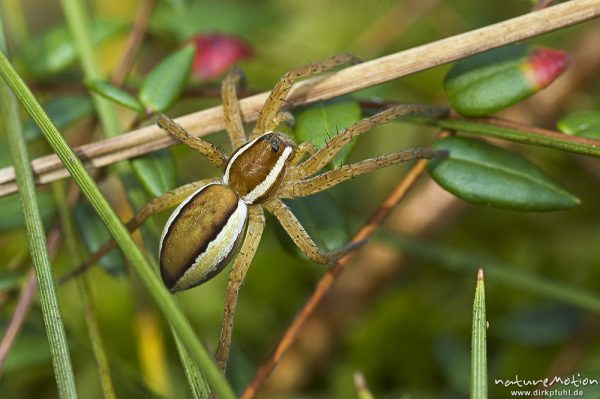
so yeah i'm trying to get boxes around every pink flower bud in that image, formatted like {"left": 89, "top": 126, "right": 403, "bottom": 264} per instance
{"left": 190, "top": 33, "right": 253, "bottom": 81}
{"left": 521, "top": 47, "right": 569, "bottom": 90}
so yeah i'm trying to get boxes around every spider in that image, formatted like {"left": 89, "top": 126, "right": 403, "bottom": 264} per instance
{"left": 82, "top": 53, "right": 445, "bottom": 371}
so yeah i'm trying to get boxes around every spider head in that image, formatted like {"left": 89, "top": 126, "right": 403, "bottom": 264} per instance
{"left": 223, "top": 132, "right": 296, "bottom": 204}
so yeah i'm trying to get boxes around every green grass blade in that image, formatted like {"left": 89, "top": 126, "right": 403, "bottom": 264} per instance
{"left": 52, "top": 182, "right": 117, "bottom": 399}
{"left": 0, "top": 42, "right": 235, "bottom": 399}
{"left": 0, "top": 18, "right": 78, "bottom": 399}
{"left": 172, "top": 326, "right": 211, "bottom": 398}
{"left": 471, "top": 269, "right": 488, "bottom": 399}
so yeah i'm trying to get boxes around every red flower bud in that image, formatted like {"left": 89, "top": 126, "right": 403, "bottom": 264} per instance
{"left": 190, "top": 33, "right": 253, "bottom": 81}
{"left": 521, "top": 47, "right": 569, "bottom": 90}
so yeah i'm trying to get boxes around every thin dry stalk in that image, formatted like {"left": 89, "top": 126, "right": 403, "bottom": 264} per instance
{"left": 0, "top": 226, "right": 63, "bottom": 374}
{"left": 111, "top": 0, "right": 155, "bottom": 86}
{"left": 0, "top": 269, "right": 36, "bottom": 372}
{"left": 0, "top": 0, "right": 598, "bottom": 197}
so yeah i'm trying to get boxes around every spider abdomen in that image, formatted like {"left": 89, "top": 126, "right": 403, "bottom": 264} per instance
{"left": 159, "top": 183, "right": 248, "bottom": 292}
{"left": 223, "top": 132, "right": 295, "bottom": 204}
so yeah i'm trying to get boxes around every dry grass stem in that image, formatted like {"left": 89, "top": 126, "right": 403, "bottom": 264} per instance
{"left": 0, "top": 0, "right": 597, "bottom": 197}
{"left": 111, "top": 0, "right": 155, "bottom": 85}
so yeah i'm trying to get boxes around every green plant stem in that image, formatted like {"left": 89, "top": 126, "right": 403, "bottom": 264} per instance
{"left": 363, "top": 101, "right": 600, "bottom": 158}
{"left": 420, "top": 115, "right": 600, "bottom": 158}
{"left": 471, "top": 270, "right": 488, "bottom": 399}
{"left": 59, "top": 0, "right": 122, "bottom": 138}
{"left": 0, "top": 19, "right": 77, "bottom": 399}
{"left": 52, "top": 181, "right": 116, "bottom": 399}
{"left": 0, "top": 47, "right": 235, "bottom": 399}
{"left": 1, "top": 0, "right": 30, "bottom": 48}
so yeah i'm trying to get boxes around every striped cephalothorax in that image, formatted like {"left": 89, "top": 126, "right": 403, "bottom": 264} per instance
{"left": 87, "top": 53, "right": 443, "bottom": 372}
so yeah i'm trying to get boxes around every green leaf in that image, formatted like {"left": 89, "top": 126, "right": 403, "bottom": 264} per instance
{"left": 444, "top": 44, "right": 568, "bottom": 116}
{"left": 23, "top": 95, "right": 93, "bottom": 140}
{"left": 131, "top": 149, "right": 177, "bottom": 197}
{"left": 73, "top": 202, "right": 126, "bottom": 276}
{"left": 86, "top": 80, "right": 144, "bottom": 113}
{"left": 557, "top": 111, "right": 600, "bottom": 139}
{"left": 139, "top": 44, "right": 195, "bottom": 112}
{"left": 18, "top": 20, "right": 126, "bottom": 78}
{"left": 149, "top": 1, "right": 272, "bottom": 41}
{"left": 275, "top": 192, "right": 350, "bottom": 260}
{"left": 471, "top": 270, "right": 487, "bottom": 399}
{"left": 293, "top": 97, "right": 362, "bottom": 168}
{"left": 0, "top": 192, "right": 57, "bottom": 232}
{"left": 428, "top": 136, "right": 580, "bottom": 211}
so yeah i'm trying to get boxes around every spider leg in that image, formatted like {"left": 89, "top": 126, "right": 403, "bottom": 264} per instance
{"left": 216, "top": 205, "right": 265, "bottom": 372}
{"left": 289, "top": 103, "right": 448, "bottom": 180}
{"left": 266, "top": 111, "right": 295, "bottom": 132}
{"left": 59, "top": 180, "right": 213, "bottom": 283}
{"left": 158, "top": 114, "right": 227, "bottom": 168}
{"left": 251, "top": 53, "right": 360, "bottom": 138}
{"left": 280, "top": 148, "right": 435, "bottom": 198}
{"left": 289, "top": 141, "right": 319, "bottom": 166}
{"left": 221, "top": 69, "right": 247, "bottom": 150}
{"left": 264, "top": 198, "right": 360, "bottom": 265}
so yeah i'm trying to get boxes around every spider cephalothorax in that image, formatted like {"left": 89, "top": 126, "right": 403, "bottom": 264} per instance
{"left": 224, "top": 132, "right": 297, "bottom": 204}
{"left": 88, "top": 53, "right": 444, "bottom": 371}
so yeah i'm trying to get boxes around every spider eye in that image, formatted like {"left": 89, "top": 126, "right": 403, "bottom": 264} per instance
{"left": 270, "top": 138, "right": 280, "bottom": 152}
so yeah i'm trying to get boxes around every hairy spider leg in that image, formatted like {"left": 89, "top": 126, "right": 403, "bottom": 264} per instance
{"left": 289, "top": 103, "right": 448, "bottom": 180}
{"left": 216, "top": 206, "right": 265, "bottom": 372}
{"left": 288, "top": 141, "right": 319, "bottom": 166}
{"left": 251, "top": 53, "right": 361, "bottom": 138}
{"left": 268, "top": 111, "right": 295, "bottom": 132}
{"left": 157, "top": 114, "right": 228, "bottom": 168}
{"left": 221, "top": 69, "right": 247, "bottom": 151}
{"left": 264, "top": 198, "right": 360, "bottom": 265}
{"left": 280, "top": 148, "right": 436, "bottom": 199}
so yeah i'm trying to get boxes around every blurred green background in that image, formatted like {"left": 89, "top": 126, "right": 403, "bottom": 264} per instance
{"left": 0, "top": 0, "right": 599, "bottom": 398}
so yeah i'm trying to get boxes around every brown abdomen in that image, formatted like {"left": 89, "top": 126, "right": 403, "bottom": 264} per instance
{"left": 159, "top": 183, "right": 247, "bottom": 291}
